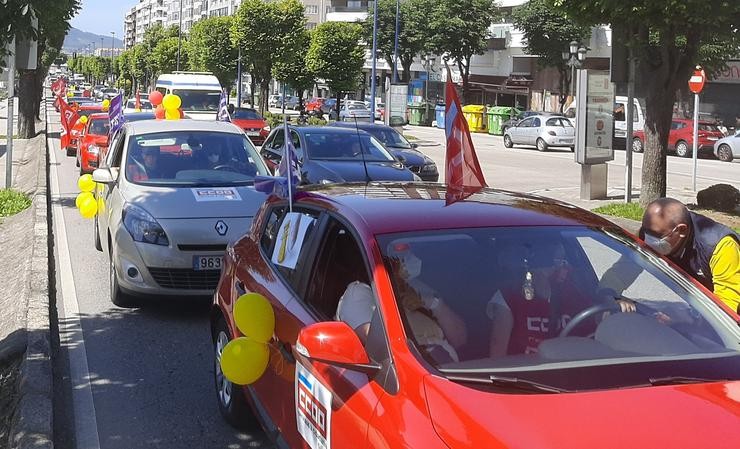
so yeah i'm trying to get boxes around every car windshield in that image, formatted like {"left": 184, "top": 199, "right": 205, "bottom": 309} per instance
{"left": 378, "top": 226, "right": 740, "bottom": 390}
{"left": 364, "top": 127, "right": 412, "bottom": 149}
{"left": 126, "top": 100, "right": 152, "bottom": 110}
{"left": 348, "top": 104, "right": 368, "bottom": 111}
{"left": 173, "top": 90, "right": 221, "bottom": 111}
{"left": 124, "top": 130, "right": 270, "bottom": 186}
{"left": 233, "top": 109, "right": 262, "bottom": 120}
{"left": 89, "top": 119, "right": 110, "bottom": 135}
{"left": 304, "top": 132, "right": 396, "bottom": 162}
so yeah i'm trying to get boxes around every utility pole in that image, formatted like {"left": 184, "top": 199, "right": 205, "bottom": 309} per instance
{"left": 177, "top": 0, "right": 183, "bottom": 71}
{"left": 393, "top": 0, "right": 400, "bottom": 83}
{"left": 624, "top": 51, "right": 635, "bottom": 203}
{"left": 5, "top": 38, "right": 16, "bottom": 189}
{"left": 370, "top": 0, "right": 378, "bottom": 121}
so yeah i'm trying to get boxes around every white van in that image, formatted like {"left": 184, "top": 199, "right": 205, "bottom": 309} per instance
{"left": 154, "top": 72, "right": 223, "bottom": 120}
{"left": 564, "top": 95, "right": 645, "bottom": 141}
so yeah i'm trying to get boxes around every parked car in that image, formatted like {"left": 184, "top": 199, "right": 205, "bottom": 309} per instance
{"left": 503, "top": 115, "right": 575, "bottom": 152}
{"left": 212, "top": 182, "right": 740, "bottom": 448}
{"left": 320, "top": 98, "right": 338, "bottom": 115}
{"left": 337, "top": 101, "right": 373, "bottom": 123}
{"left": 123, "top": 98, "right": 153, "bottom": 113}
{"left": 76, "top": 113, "right": 110, "bottom": 175}
{"left": 632, "top": 119, "right": 725, "bottom": 157}
{"left": 305, "top": 97, "right": 326, "bottom": 116}
{"left": 500, "top": 110, "right": 543, "bottom": 134}
{"left": 268, "top": 95, "right": 283, "bottom": 108}
{"left": 564, "top": 96, "right": 646, "bottom": 144}
{"left": 231, "top": 108, "right": 270, "bottom": 146}
{"left": 713, "top": 130, "right": 740, "bottom": 162}
{"left": 260, "top": 126, "right": 417, "bottom": 184}
{"left": 99, "top": 87, "right": 120, "bottom": 100}
{"left": 91, "top": 119, "right": 271, "bottom": 307}
{"left": 327, "top": 122, "right": 438, "bottom": 181}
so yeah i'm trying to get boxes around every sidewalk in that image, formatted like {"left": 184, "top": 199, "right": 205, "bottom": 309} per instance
{"left": 0, "top": 97, "right": 53, "bottom": 449}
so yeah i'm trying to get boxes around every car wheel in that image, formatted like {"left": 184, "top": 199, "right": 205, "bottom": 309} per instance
{"left": 213, "top": 317, "right": 257, "bottom": 430}
{"left": 717, "top": 144, "right": 734, "bottom": 162}
{"left": 503, "top": 134, "right": 513, "bottom": 148}
{"left": 109, "top": 255, "right": 135, "bottom": 308}
{"left": 93, "top": 214, "right": 102, "bottom": 252}
{"left": 66, "top": 146, "right": 75, "bottom": 157}
{"left": 675, "top": 140, "right": 691, "bottom": 158}
{"left": 536, "top": 138, "right": 548, "bottom": 152}
{"left": 632, "top": 137, "right": 643, "bottom": 153}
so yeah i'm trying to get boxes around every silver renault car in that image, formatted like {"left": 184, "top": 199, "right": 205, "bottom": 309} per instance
{"left": 503, "top": 114, "right": 575, "bottom": 152}
{"left": 92, "top": 119, "right": 270, "bottom": 307}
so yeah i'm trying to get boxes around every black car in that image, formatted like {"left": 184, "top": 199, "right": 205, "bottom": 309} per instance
{"left": 501, "top": 110, "right": 563, "bottom": 134}
{"left": 327, "top": 122, "right": 439, "bottom": 181}
{"left": 260, "top": 126, "right": 417, "bottom": 185}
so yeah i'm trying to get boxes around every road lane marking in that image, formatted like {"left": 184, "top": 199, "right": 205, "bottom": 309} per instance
{"left": 48, "top": 110, "right": 102, "bottom": 449}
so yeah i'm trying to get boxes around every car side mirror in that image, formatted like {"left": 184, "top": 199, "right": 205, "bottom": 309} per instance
{"left": 410, "top": 142, "right": 419, "bottom": 149}
{"left": 295, "top": 322, "right": 381, "bottom": 376}
{"left": 92, "top": 167, "right": 115, "bottom": 185}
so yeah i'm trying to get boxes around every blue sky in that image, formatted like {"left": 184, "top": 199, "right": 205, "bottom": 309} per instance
{"left": 70, "top": 0, "right": 138, "bottom": 37}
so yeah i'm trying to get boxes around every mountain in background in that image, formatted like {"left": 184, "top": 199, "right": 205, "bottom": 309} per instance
{"left": 62, "top": 27, "right": 124, "bottom": 55}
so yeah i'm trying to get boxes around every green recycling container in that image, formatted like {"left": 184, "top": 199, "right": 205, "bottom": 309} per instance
{"left": 487, "top": 106, "right": 518, "bottom": 135}
{"left": 407, "top": 104, "right": 425, "bottom": 126}
{"left": 462, "top": 104, "right": 487, "bottom": 132}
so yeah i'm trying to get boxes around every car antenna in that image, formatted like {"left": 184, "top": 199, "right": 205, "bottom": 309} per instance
{"left": 353, "top": 115, "right": 372, "bottom": 184}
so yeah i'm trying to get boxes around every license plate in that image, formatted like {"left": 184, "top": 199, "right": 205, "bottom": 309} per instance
{"left": 246, "top": 131, "right": 260, "bottom": 136}
{"left": 193, "top": 255, "right": 223, "bottom": 271}
{"left": 560, "top": 139, "right": 573, "bottom": 143}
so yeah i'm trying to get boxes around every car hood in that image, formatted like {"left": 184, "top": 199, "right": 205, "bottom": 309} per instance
{"left": 232, "top": 118, "right": 266, "bottom": 129}
{"left": 305, "top": 160, "right": 414, "bottom": 183}
{"left": 387, "top": 148, "right": 431, "bottom": 166}
{"left": 715, "top": 135, "right": 737, "bottom": 146}
{"left": 423, "top": 375, "right": 740, "bottom": 448}
{"left": 121, "top": 183, "right": 267, "bottom": 220}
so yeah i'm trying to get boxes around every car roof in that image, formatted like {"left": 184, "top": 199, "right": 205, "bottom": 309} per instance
{"left": 283, "top": 126, "right": 372, "bottom": 136}
{"left": 123, "top": 118, "right": 246, "bottom": 135}
{"left": 291, "top": 183, "right": 614, "bottom": 235}
{"left": 89, "top": 113, "right": 109, "bottom": 120}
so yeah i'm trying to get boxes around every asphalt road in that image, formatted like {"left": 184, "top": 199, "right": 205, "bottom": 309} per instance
{"left": 47, "top": 101, "right": 273, "bottom": 449}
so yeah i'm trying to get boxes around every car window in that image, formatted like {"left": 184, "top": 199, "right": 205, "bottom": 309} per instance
{"left": 107, "top": 129, "right": 126, "bottom": 169}
{"left": 546, "top": 117, "right": 567, "bottom": 127}
{"left": 290, "top": 130, "right": 305, "bottom": 161}
{"left": 614, "top": 103, "right": 626, "bottom": 121}
{"left": 365, "top": 127, "right": 412, "bottom": 149}
{"left": 89, "top": 119, "right": 110, "bottom": 136}
{"left": 377, "top": 226, "right": 740, "bottom": 389}
{"left": 699, "top": 123, "right": 720, "bottom": 132}
{"left": 518, "top": 118, "right": 533, "bottom": 127}
{"left": 532, "top": 118, "right": 541, "bottom": 127}
{"left": 671, "top": 121, "right": 683, "bottom": 130}
{"left": 172, "top": 89, "right": 221, "bottom": 112}
{"left": 124, "top": 130, "right": 269, "bottom": 186}
{"left": 304, "top": 132, "right": 395, "bottom": 162}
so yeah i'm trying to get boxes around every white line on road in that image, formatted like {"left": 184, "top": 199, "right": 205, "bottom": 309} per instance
{"left": 48, "top": 109, "right": 102, "bottom": 449}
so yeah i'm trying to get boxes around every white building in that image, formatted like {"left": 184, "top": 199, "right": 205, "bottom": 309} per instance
{"left": 124, "top": 0, "right": 169, "bottom": 49}
{"left": 166, "top": 0, "right": 209, "bottom": 33}
{"left": 207, "top": 0, "right": 243, "bottom": 17}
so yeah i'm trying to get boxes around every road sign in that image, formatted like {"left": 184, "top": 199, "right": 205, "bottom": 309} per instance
{"left": 688, "top": 67, "right": 706, "bottom": 94}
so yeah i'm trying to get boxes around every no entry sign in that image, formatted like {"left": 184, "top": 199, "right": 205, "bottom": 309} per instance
{"left": 688, "top": 67, "right": 706, "bottom": 94}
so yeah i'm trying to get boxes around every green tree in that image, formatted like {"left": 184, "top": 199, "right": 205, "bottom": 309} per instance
{"left": 362, "top": 0, "right": 430, "bottom": 83}
{"left": 188, "top": 16, "right": 238, "bottom": 89}
{"left": 513, "top": 0, "right": 591, "bottom": 112}
{"left": 428, "top": 0, "right": 499, "bottom": 103}
{"left": 151, "top": 37, "right": 187, "bottom": 78}
{"left": 306, "top": 22, "right": 365, "bottom": 116}
{"left": 272, "top": 14, "right": 314, "bottom": 109}
{"left": 554, "top": 0, "right": 740, "bottom": 205}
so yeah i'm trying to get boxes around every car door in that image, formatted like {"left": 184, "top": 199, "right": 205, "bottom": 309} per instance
{"left": 98, "top": 128, "right": 127, "bottom": 255}
{"left": 510, "top": 117, "right": 532, "bottom": 145}
{"left": 529, "top": 117, "right": 542, "bottom": 145}
{"left": 250, "top": 208, "right": 390, "bottom": 449}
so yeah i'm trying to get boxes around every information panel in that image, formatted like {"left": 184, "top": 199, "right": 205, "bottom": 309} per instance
{"left": 576, "top": 70, "right": 615, "bottom": 164}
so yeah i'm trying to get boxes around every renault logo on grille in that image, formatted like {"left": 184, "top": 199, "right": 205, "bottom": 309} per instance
{"left": 215, "top": 220, "right": 228, "bottom": 236}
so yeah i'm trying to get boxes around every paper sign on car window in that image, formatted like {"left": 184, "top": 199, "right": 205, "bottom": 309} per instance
{"left": 272, "top": 212, "right": 314, "bottom": 269}
{"left": 191, "top": 188, "right": 242, "bottom": 202}
{"left": 295, "top": 362, "right": 332, "bottom": 449}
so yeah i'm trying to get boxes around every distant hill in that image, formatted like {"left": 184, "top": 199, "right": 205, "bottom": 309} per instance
{"left": 62, "top": 27, "right": 124, "bottom": 55}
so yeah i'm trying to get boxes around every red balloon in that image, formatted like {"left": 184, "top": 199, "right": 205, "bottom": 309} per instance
{"left": 149, "top": 91, "right": 164, "bottom": 106}
{"left": 154, "top": 105, "right": 165, "bottom": 119}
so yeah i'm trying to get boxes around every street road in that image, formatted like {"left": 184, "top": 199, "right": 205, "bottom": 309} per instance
{"left": 47, "top": 100, "right": 273, "bottom": 449}
{"left": 404, "top": 125, "right": 739, "bottom": 209}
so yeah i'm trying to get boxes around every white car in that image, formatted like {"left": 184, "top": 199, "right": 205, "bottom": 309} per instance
{"left": 92, "top": 119, "right": 270, "bottom": 307}
{"left": 123, "top": 98, "right": 153, "bottom": 113}
{"left": 338, "top": 101, "right": 373, "bottom": 123}
{"left": 504, "top": 115, "right": 575, "bottom": 151}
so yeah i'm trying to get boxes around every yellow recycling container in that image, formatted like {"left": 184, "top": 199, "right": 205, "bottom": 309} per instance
{"left": 462, "top": 104, "right": 487, "bottom": 133}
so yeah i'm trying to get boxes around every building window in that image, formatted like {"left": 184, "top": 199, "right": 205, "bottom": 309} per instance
{"left": 306, "top": 22, "right": 317, "bottom": 29}
{"left": 305, "top": 5, "right": 318, "bottom": 14}
{"left": 348, "top": 0, "right": 363, "bottom": 9}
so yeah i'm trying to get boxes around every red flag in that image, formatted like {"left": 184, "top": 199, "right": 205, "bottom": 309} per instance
{"left": 444, "top": 67, "right": 487, "bottom": 205}
{"left": 59, "top": 99, "right": 79, "bottom": 150}
{"left": 135, "top": 92, "right": 141, "bottom": 111}
{"left": 51, "top": 78, "right": 66, "bottom": 97}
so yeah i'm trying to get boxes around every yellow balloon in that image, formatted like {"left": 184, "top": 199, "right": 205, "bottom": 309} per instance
{"left": 75, "top": 191, "right": 94, "bottom": 209}
{"left": 220, "top": 337, "right": 269, "bottom": 385}
{"left": 77, "top": 174, "right": 95, "bottom": 192}
{"left": 234, "top": 293, "right": 275, "bottom": 344}
{"left": 79, "top": 196, "right": 98, "bottom": 219}
{"left": 165, "top": 108, "right": 180, "bottom": 120}
{"left": 162, "top": 94, "right": 181, "bottom": 111}
{"left": 102, "top": 99, "right": 111, "bottom": 111}
{"left": 66, "top": 91, "right": 73, "bottom": 97}
{"left": 79, "top": 116, "right": 88, "bottom": 125}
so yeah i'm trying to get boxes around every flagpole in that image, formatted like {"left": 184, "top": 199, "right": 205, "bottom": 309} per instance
{"left": 282, "top": 84, "right": 293, "bottom": 213}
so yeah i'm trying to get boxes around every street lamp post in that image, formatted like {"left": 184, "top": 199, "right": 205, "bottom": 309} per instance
{"left": 392, "top": 0, "right": 400, "bottom": 83}
{"left": 370, "top": 0, "right": 378, "bottom": 121}
{"left": 562, "top": 40, "right": 587, "bottom": 98}
{"left": 177, "top": 0, "right": 183, "bottom": 71}
{"left": 110, "top": 31, "right": 115, "bottom": 84}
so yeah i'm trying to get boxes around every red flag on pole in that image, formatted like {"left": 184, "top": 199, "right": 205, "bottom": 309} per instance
{"left": 59, "top": 99, "right": 79, "bottom": 150}
{"left": 444, "top": 66, "right": 487, "bottom": 205}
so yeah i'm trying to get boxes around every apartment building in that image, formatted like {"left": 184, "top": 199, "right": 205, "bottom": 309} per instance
{"left": 124, "top": 0, "right": 169, "bottom": 49}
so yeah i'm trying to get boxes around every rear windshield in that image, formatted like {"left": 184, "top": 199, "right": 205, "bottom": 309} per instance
{"left": 126, "top": 100, "right": 153, "bottom": 110}
{"left": 89, "top": 119, "right": 110, "bottom": 135}
{"left": 233, "top": 109, "right": 262, "bottom": 120}
{"left": 125, "top": 130, "right": 269, "bottom": 186}
{"left": 546, "top": 117, "right": 573, "bottom": 127}
{"left": 363, "top": 127, "right": 412, "bottom": 149}
{"left": 173, "top": 90, "right": 221, "bottom": 112}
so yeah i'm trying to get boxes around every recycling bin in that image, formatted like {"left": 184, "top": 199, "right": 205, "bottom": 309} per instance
{"left": 435, "top": 103, "right": 445, "bottom": 129}
{"left": 462, "top": 104, "right": 487, "bottom": 133}
{"left": 407, "top": 104, "right": 425, "bottom": 126}
{"left": 487, "top": 106, "right": 518, "bottom": 135}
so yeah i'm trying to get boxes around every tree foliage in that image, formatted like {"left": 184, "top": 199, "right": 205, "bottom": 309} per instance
{"left": 513, "top": 0, "right": 591, "bottom": 111}
{"left": 188, "top": 16, "right": 238, "bottom": 89}
{"left": 272, "top": 26, "right": 314, "bottom": 108}
{"left": 151, "top": 37, "right": 187, "bottom": 78}
{"left": 553, "top": 0, "right": 740, "bottom": 204}
{"left": 307, "top": 21, "right": 365, "bottom": 107}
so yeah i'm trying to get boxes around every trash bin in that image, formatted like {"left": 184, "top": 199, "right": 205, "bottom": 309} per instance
{"left": 435, "top": 103, "right": 445, "bottom": 129}
{"left": 462, "top": 104, "right": 487, "bottom": 133}
{"left": 487, "top": 106, "right": 518, "bottom": 135}
{"left": 407, "top": 104, "right": 425, "bottom": 126}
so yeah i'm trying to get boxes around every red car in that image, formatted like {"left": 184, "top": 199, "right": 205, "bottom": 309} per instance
{"left": 632, "top": 118, "right": 724, "bottom": 157}
{"left": 212, "top": 184, "right": 740, "bottom": 448}
{"left": 231, "top": 108, "right": 270, "bottom": 146}
{"left": 66, "top": 104, "right": 104, "bottom": 156}
{"left": 76, "top": 113, "right": 110, "bottom": 175}
{"left": 305, "top": 97, "right": 325, "bottom": 114}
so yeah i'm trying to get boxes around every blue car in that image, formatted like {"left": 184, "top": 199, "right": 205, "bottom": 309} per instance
{"left": 260, "top": 126, "right": 417, "bottom": 185}
{"left": 327, "top": 122, "right": 439, "bottom": 181}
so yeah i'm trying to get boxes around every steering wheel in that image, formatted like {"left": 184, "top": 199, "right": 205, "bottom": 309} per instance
{"left": 212, "top": 164, "right": 238, "bottom": 172}
{"left": 559, "top": 302, "right": 621, "bottom": 338}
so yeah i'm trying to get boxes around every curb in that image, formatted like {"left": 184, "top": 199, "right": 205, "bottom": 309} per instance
{"left": 9, "top": 101, "right": 53, "bottom": 449}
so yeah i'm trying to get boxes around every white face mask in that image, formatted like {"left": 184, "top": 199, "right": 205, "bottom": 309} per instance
{"left": 644, "top": 233, "right": 673, "bottom": 255}
{"left": 208, "top": 153, "right": 219, "bottom": 164}
{"left": 403, "top": 254, "right": 422, "bottom": 279}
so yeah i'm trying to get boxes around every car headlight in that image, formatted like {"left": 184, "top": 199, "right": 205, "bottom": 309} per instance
{"left": 88, "top": 144, "right": 100, "bottom": 155}
{"left": 422, "top": 163, "right": 437, "bottom": 173}
{"left": 122, "top": 204, "right": 169, "bottom": 246}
